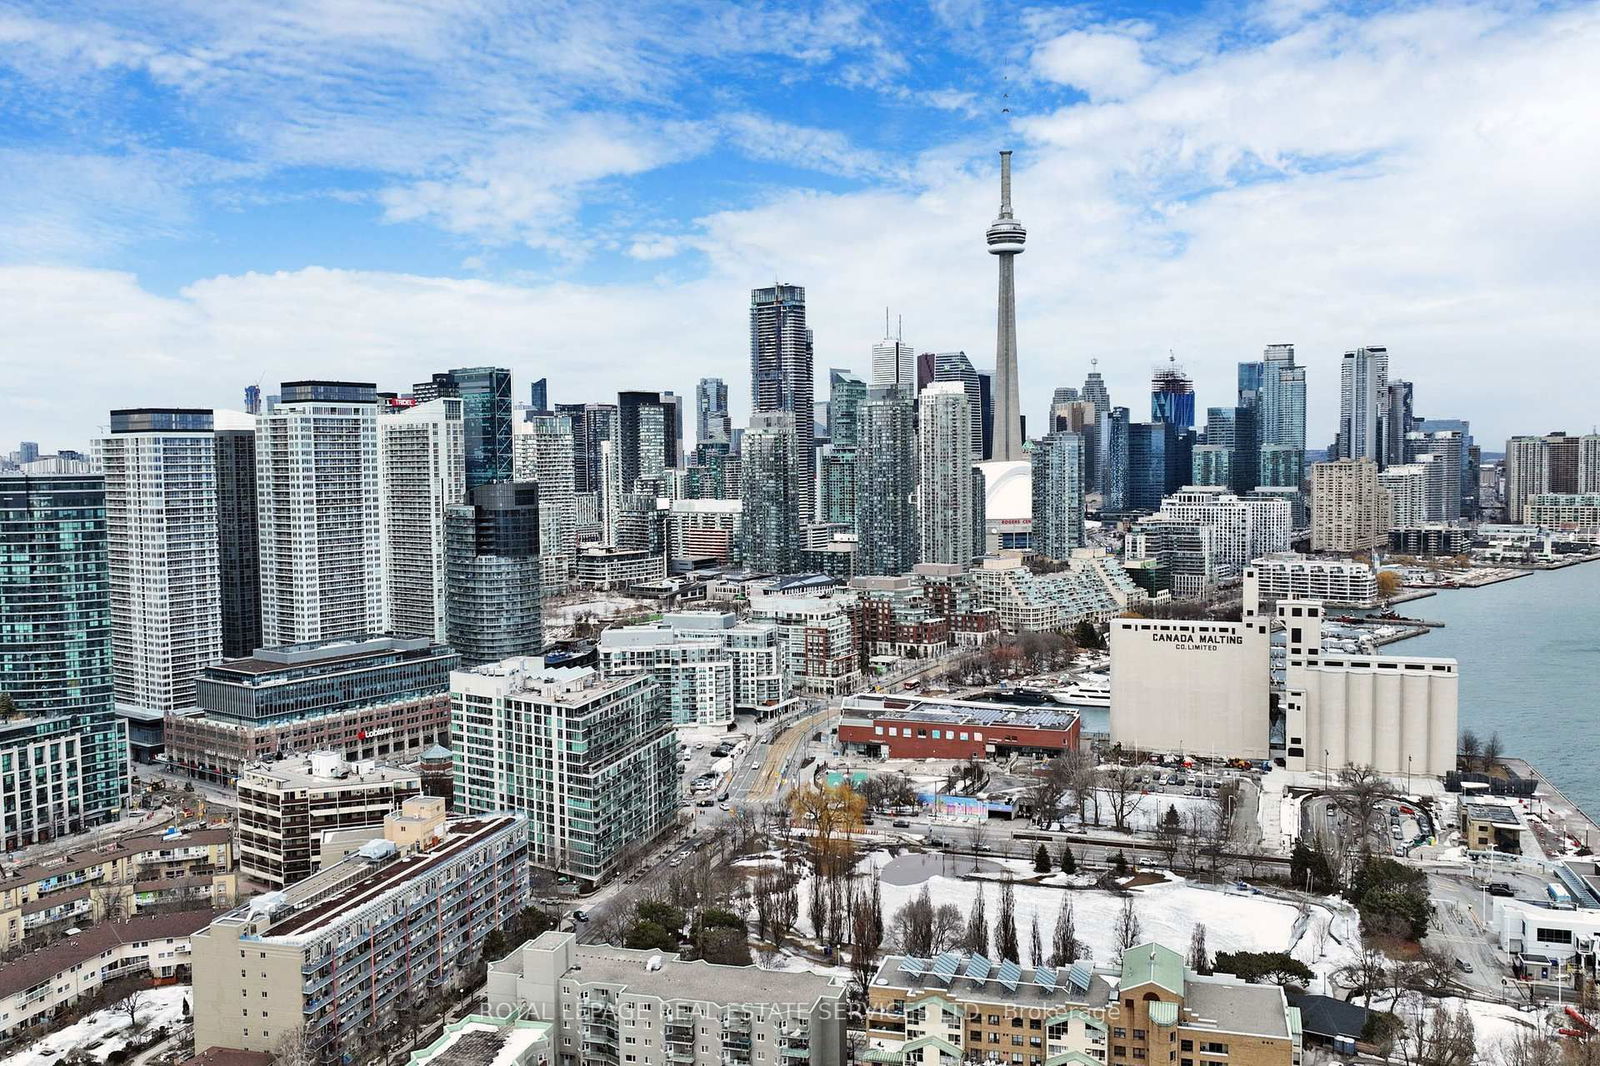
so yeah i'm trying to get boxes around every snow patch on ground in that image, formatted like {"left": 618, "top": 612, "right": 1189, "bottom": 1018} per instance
{"left": 1, "top": 986, "right": 190, "bottom": 1066}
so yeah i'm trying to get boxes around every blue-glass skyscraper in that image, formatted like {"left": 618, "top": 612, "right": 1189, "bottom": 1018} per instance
{"left": 0, "top": 474, "right": 129, "bottom": 847}
{"left": 1150, "top": 359, "right": 1195, "bottom": 431}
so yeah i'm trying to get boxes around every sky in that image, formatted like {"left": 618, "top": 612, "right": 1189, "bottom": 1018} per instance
{"left": 2, "top": 0, "right": 1597, "bottom": 452}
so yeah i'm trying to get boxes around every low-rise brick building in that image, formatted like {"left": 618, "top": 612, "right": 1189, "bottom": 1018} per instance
{"left": 839, "top": 694, "right": 1080, "bottom": 761}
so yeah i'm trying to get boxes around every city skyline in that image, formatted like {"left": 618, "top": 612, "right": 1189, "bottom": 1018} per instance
{"left": 2, "top": 3, "right": 1596, "bottom": 449}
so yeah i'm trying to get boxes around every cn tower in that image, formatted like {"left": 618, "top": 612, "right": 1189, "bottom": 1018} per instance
{"left": 987, "top": 149, "right": 1026, "bottom": 461}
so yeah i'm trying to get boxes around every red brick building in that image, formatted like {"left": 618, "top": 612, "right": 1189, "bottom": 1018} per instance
{"left": 838, "top": 693, "right": 1080, "bottom": 760}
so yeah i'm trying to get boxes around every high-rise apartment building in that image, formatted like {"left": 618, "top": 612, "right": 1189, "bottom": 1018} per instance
{"left": 750, "top": 284, "right": 815, "bottom": 518}
{"left": 453, "top": 366, "right": 514, "bottom": 489}
{"left": 529, "top": 377, "right": 549, "bottom": 413}
{"left": 1031, "top": 431, "right": 1086, "bottom": 560}
{"left": 1149, "top": 487, "right": 1292, "bottom": 577}
{"left": 1581, "top": 434, "right": 1600, "bottom": 494}
{"left": 1385, "top": 380, "right": 1415, "bottom": 467}
{"left": 445, "top": 482, "right": 542, "bottom": 666}
{"left": 256, "top": 382, "right": 383, "bottom": 645}
{"left": 696, "top": 377, "right": 731, "bottom": 446}
{"left": 1378, "top": 463, "right": 1433, "bottom": 529}
{"left": 740, "top": 412, "right": 801, "bottom": 574}
{"left": 855, "top": 385, "right": 919, "bottom": 576}
{"left": 931, "top": 351, "right": 983, "bottom": 457}
{"left": 1415, "top": 418, "right": 1478, "bottom": 518}
{"left": 1504, "top": 434, "right": 1552, "bottom": 523}
{"left": 916, "top": 382, "right": 974, "bottom": 565}
{"left": 452, "top": 660, "right": 676, "bottom": 885}
{"left": 378, "top": 398, "right": 466, "bottom": 643}
{"left": 618, "top": 390, "right": 680, "bottom": 490}
{"left": 1337, "top": 346, "right": 1388, "bottom": 464}
{"left": 1311, "top": 459, "right": 1390, "bottom": 553}
{"left": 514, "top": 413, "right": 578, "bottom": 595}
{"left": 986, "top": 151, "right": 1027, "bottom": 461}
{"left": 976, "top": 370, "right": 995, "bottom": 461}
{"left": 214, "top": 412, "right": 261, "bottom": 659}
{"left": 95, "top": 410, "right": 222, "bottom": 739}
{"left": 826, "top": 369, "right": 866, "bottom": 449}
{"left": 0, "top": 474, "right": 129, "bottom": 847}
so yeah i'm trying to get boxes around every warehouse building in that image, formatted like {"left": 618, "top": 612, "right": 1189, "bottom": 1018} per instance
{"left": 839, "top": 694, "right": 1080, "bottom": 760}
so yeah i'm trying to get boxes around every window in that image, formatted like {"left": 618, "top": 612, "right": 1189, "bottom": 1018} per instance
{"left": 988, "top": 1015, "right": 1001, "bottom": 1025}
{"left": 1198, "top": 1043, "right": 1228, "bottom": 1055}
{"left": 1114, "top": 1029, "right": 1126, "bottom": 1039}
{"left": 1011, "top": 1017, "right": 1024, "bottom": 1028}
{"left": 1537, "top": 928, "right": 1574, "bottom": 945}
{"left": 1011, "top": 1036, "right": 1023, "bottom": 1046}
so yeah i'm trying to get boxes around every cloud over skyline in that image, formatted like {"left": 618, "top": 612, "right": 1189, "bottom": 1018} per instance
{"left": 1, "top": 0, "right": 1597, "bottom": 450}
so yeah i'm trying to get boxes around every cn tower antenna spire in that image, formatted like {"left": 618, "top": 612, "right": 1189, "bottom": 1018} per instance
{"left": 986, "top": 149, "right": 1027, "bottom": 461}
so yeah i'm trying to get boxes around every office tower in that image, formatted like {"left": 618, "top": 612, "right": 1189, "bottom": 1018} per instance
{"left": 750, "top": 284, "right": 815, "bottom": 517}
{"left": 514, "top": 413, "right": 578, "bottom": 596}
{"left": 976, "top": 370, "right": 995, "bottom": 460}
{"left": 1149, "top": 357, "right": 1195, "bottom": 430}
{"left": 740, "top": 412, "right": 801, "bottom": 573}
{"left": 529, "top": 377, "right": 549, "bottom": 414}
{"left": 214, "top": 412, "right": 261, "bottom": 659}
{"left": 1100, "top": 407, "right": 1131, "bottom": 513}
{"left": 242, "top": 386, "right": 261, "bottom": 416}
{"left": 0, "top": 474, "right": 128, "bottom": 847}
{"left": 1337, "top": 346, "right": 1388, "bottom": 464}
{"left": 915, "top": 351, "right": 937, "bottom": 391}
{"left": 1503, "top": 435, "right": 1551, "bottom": 522}
{"left": 1202, "top": 403, "right": 1258, "bottom": 494}
{"left": 916, "top": 382, "right": 975, "bottom": 565}
{"left": 1311, "top": 459, "right": 1390, "bottom": 552}
{"left": 1237, "top": 361, "right": 1265, "bottom": 405}
{"left": 618, "top": 390, "right": 680, "bottom": 490}
{"left": 256, "top": 382, "right": 383, "bottom": 646}
{"left": 986, "top": 150, "right": 1027, "bottom": 461}
{"left": 854, "top": 385, "right": 919, "bottom": 575}
{"left": 1126, "top": 421, "right": 1189, "bottom": 513}
{"left": 1052, "top": 386, "right": 1081, "bottom": 406}
{"left": 871, "top": 324, "right": 915, "bottom": 389}
{"left": 1259, "top": 444, "right": 1305, "bottom": 489}
{"left": 96, "top": 409, "right": 222, "bottom": 737}
{"left": 453, "top": 660, "right": 675, "bottom": 885}
{"left": 168, "top": 635, "right": 458, "bottom": 784}
{"left": 449, "top": 366, "right": 513, "bottom": 488}
{"left": 695, "top": 377, "right": 731, "bottom": 447}
{"left": 1032, "top": 431, "right": 1085, "bottom": 559}
{"left": 1416, "top": 418, "right": 1477, "bottom": 517}
{"left": 932, "top": 351, "right": 983, "bottom": 458}
{"left": 826, "top": 369, "right": 866, "bottom": 450}
{"left": 446, "top": 482, "right": 542, "bottom": 667}
{"left": 1081, "top": 361, "right": 1111, "bottom": 418}
{"left": 378, "top": 398, "right": 466, "bottom": 643}
{"left": 412, "top": 372, "right": 459, "bottom": 402}
{"left": 662, "top": 390, "right": 685, "bottom": 471}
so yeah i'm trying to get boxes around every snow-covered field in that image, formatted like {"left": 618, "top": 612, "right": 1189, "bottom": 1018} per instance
{"left": 800, "top": 856, "right": 1360, "bottom": 982}
{"left": 1365, "top": 991, "right": 1550, "bottom": 1052}
{"left": 1, "top": 986, "right": 190, "bottom": 1066}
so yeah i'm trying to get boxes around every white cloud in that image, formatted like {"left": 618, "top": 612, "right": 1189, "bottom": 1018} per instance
{"left": 1032, "top": 30, "right": 1157, "bottom": 101}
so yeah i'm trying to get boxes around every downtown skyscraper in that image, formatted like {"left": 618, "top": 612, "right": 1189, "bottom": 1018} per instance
{"left": 855, "top": 384, "right": 918, "bottom": 575}
{"left": 696, "top": 377, "right": 731, "bottom": 447}
{"left": 750, "top": 284, "right": 815, "bottom": 519}
{"left": 916, "top": 382, "right": 974, "bottom": 565}
{"left": 1256, "top": 343, "right": 1306, "bottom": 487}
{"left": 986, "top": 151, "right": 1027, "bottom": 461}
{"left": 514, "top": 413, "right": 578, "bottom": 595}
{"left": 445, "top": 482, "right": 542, "bottom": 666}
{"left": 1032, "top": 432, "right": 1087, "bottom": 560}
{"left": 1337, "top": 346, "right": 1389, "bottom": 465}
{"left": 740, "top": 412, "right": 802, "bottom": 573}
{"left": 95, "top": 409, "right": 222, "bottom": 732}
{"left": 256, "top": 381, "right": 384, "bottom": 645}
{"left": 377, "top": 398, "right": 466, "bottom": 643}
{"left": 213, "top": 411, "right": 262, "bottom": 658}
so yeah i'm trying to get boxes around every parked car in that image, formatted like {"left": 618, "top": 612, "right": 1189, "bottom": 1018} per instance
{"left": 1455, "top": 958, "right": 1475, "bottom": 973}
{"left": 1488, "top": 882, "right": 1515, "bottom": 897}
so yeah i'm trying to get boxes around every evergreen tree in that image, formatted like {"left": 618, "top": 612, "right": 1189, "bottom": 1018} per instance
{"left": 1034, "top": 844, "right": 1052, "bottom": 874}
{"left": 1029, "top": 915, "right": 1043, "bottom": 968}
{"left": 962, "top": 882, "right": 989, "bottom": 956}
{"left": 1058, "top": 845, "right": 1076, "bottom": 874}
{"left": 994, "top": 877, "right": 1020, "bottom": 962}
{"left": 1188, "top": 923, "right": 1211, "bottom": 975}
{"left": 1111, "top": 850, "right": 1129, "bottom": 876}
{"left": 1051, "top": 895, "right": 1077, "bottom": 966}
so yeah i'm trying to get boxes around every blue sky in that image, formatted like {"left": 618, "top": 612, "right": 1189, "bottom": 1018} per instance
{"left": 2, "top": 0, "right": 1597, "bottom": 448}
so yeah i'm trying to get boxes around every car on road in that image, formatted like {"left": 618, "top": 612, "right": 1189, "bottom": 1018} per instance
{"left": 696, "top": 798, "right": 714, "bottom": 807}
{"left": 1455, "top": 958, "right": 1475, "bottom": 973}
{"left": 668, "top": 857, "right": 681, "bottom": 867}
{"left": 573, "top": 910, "right": 589, "bottom": 922}
{"left": 892, "top": 819, "right": 911, "bottom": 828}
{"left": 1488, "top": 882, "right": 1515, "bottom": 897}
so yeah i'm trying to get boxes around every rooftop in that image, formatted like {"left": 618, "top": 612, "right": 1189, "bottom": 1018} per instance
{"left": 239, "top": 752, "right": 421, "bottom": 790}
{"left": 556, "top": 937, "right": 844, "bottom": 1005}
{"left": 215, "top": 815, "right": 521, "bottom": 943}
{"left": 0, "top": 909, "right": 213, "bottom": 999}
{"left": 1, "top": 826, "right": 232, "bottom": 887}
{"left": 1181, "top": 975, "right": 1294, "bottom": 1039}
{"left": 209, "top": 634, "right": 452, "bottom": 676}
{"left": 873, "top": 952, "right": 1112, "bottom": 1009}
{"left": 409, "top": 1017, "right": 550, "bottom": 1066}
{"left": 843, "top": 693, "right": 1079, "bottom": 731}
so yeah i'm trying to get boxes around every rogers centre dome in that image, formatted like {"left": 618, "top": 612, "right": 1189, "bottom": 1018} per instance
{"left": 977, "top": 459, "right": 1032, "bottom": 523}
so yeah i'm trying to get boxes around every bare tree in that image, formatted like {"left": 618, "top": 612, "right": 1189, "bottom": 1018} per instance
{"left": 1027, "top": 758, "right": 1073, "bottom": 827}
{"left": 1482, "top": 732, "right": 1504, "bottom": 773}
{"left": 119, "top": 987, "right": 150, "bottom": 1032}
{"left": 993, "top": 877, "right": 1020, "bottom": 962}
{"left": 1100, "top": 766, "right": 1146, "bottom": 834}
{"left": 1028, "top": 915, "right": 1043, "bottom": 968}
{"left": 1050, "top": 895, "right": 1078, "bottom": 967}
{"left": 1113, "top": 897, "right": 1143, "bottom": 961}
{"left": 1335, "top": 764, "right": 1398, "bottom": 856}
{"left": 931, "top": 904, "right": 965, "bottom": 952}
{"left": 1490, "top": 1031, "right": 1562, "bottom": 1066}
{"left": 1188, "top": 924, "right": 1210, "bottom": 975}
{"left": 91, "top": 882, "right": 134, "bottom": 923}
{"left": 890, "top": 885, "right": 935, "bottom": 956}
{"left": 1459, "top": 730, "right": 1482, "bottom": 770}
{"left": 1061, "top": 751, "right": 1100, "bottom": 826}
{"left": 274, "top": 1025, "right": 311, "bottom": 1066}
{"left": 965, "top": 819, "right": 991, "bottom": 854}
{"left": 1390, "top": 1001, "right": 1476, "bottom": 1066}
{"left": 849, "top": 877, "right": 884, "bottom": 999}
{"left": 962, "top": 882, "right": 989, "bottom": 956}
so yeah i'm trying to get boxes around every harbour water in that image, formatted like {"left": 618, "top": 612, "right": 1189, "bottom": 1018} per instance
{"left": 1379, "top": 561, "right": 1600, "bottom": 818}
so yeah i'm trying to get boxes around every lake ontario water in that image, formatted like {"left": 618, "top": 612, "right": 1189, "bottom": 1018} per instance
{"left": 1378, "top": 561, "right": 1600, "bottom": 817}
